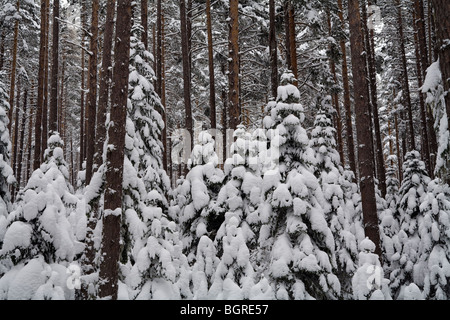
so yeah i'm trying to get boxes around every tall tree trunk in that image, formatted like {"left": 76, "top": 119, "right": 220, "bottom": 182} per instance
{"left": 80, "top": 0, "right": 116, "bottom": 301}
{"left": 206, "top": 0, "right": 216, "bottom": 130}
{"left": 348, "top": 0, "right": 381, "bottom": 257}
{"left": 365, "top": 0, "right": 386, "bottom": 197}
{"left": 161, "top": 13, "right": 168, "bottom": 172}
{"left": 326, "top": 11, "right": 345, "bottom": 167}
{"left": 79, "top": 0, "right": 88, "bottom": 170}
{"left": 41, "top": 0, "right": 50, "bottom": 162}
{"left": 94, "top": 0, "right": 115, "bottom": 169}
{"left": 338, "top": 0, "right": 356, "bottom": 175}
{"left": 98, "top": 0, "right": 132, "bottom": 300}
{"left": 412, "top": 8, "right": 432, "bottom": 176}
{"left": 34, "top": 0, "right": 48, "bottom": 170}
{"left": 12, "top": 79, "right": 20, "bottom": 201}
{"left": 228, "top": 0, "right": 240, "bottom": 130}
{"left": 16, "top": 89, "right": 27, "bottom": 190}
{"left": 141, "top": 0, "right": 148, "bottom": 49}
{"left": 414, "top": 0, "right": 429, "bottom": 80}
{"left": 26, "top": 81, "right": 35, "bottom": 183}
{"left": 180, "top": 0, "right": 193, "bottom": 150}
{"left": 0, "top": 31, "right": 5, "bottom": 72}
{"left": 8, "top": 0, "right": 20, "bottom": 136}
{"left": 49, "top": 0, "right": 59, "bottom": 134}
{"left": 284, "top": 1, "right": 292, "bottom": 74}
{"left": 80, "top": 47, "right": 85, "bottom": 170}
{"left": 269, "top": 0, "right": 278, "bottom": 99}
{"left": 431, "top": 0, "right": 450, "bottom": 145}
{"left": 85, "top": 0, "right": 100, "bottom": 185}
{"left": 394, "top": 111, "right": 403, "bottom": 183}
{"left": 395, "top": 0, "right": 416, "bottom": 151}
{"left": 156, "top": 0, "right": 162, "bottom": 98}
{"left": 288, "top": 2, "right": 297, "bottom": 85}
{"left": 59, "top": 54, "right": 66, "bottom": 140}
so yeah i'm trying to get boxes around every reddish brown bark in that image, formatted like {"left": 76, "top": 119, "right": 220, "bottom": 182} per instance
{"left": 338, "top": 0, "right": 356, "bottom": 175}
{"left": 8, "top": 0, "right": 20, "bottom": 136}
{"left": 228, "top": 0, "right": 240, "bottom": 130}
{"left": 85, "top": 0, "right": 100, "bottom": 185}
{"left": 180, "top": 0, "right": 193, "bottom": 149}
{"left": 49, "top": 0, "right": 59, "bottom": 134}
{"left": 269, "top": 0, "right": 278, "bottom": 99}
{"left": 395, "top": 0, "right": 416, "bottom": 152}
{"left": 206, "top": 0, "right": 217, "bottom": 130}
{"left": 348, "top": 0, "right": 381, "bottom": 257}
{"left": 98, "top": 0, "right": 132, "bottom": 300}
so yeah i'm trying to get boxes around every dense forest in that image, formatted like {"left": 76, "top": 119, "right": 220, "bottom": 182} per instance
{"left": 0, "top": 0, "right": 449, "bottom": 301}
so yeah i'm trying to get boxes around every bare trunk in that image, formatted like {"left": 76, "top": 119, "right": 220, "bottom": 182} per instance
{"left": 26, "top": 82, "right": 35, "bottom": 183}
{"left": 85, "top": 0, "right": 100, "bottom": 185}
{"left": 80, "top": 47, "right": 85, "bottom": 170}
{"left": 161, "top": 13, "right": 167, "bottom": 172}
{"left": 0, "top": 31, "right": 5, "bottom": 72}
{"left": 34, "top": 0, "right": 48, "bottom": 170}
{"left": 8, "top": 0, "right": 20, "bottom": 136}
{"left": 413, "top": 8, "right": 432, "bottom": 176}
{"left": 16, "top": 89, "right": 27, "bottom": 190}
{"left": 49, "top": 0, "right": 59, "bottom": 134}
{"left": 269, "top": 0, "right": 278, "bottom": 99}
{"left": 141, "top": 0, "right": 148, "bottom": 49}
{"left": 395, "top": 0, "right": 416, "bottom": 151}
{"left": 348, "top": 0, "right": 381, "bottom": 257}
{"left": 206, "top": 0, "right": 216, "bottom": 129}
{"left": 338, "top": 0, "right": 356, "bottom": 175}
{"left": 94, "top": 0, "right": 115, "bottom": 169}
{"left": 228, "top": 0, "right": 240, "bottom": 130}
{"left": 180, "top": 0, "right": 193, "bottom": 150}
{"left": 11, "top": 79, "right": 20, "bottom": 201}
{"left": 41, "top": 0, "right": 50, "bottom": 161}
{"left": 326, "top": 11, "right": 345, "bottom": 167}
{"left": 366, "top": 0, "right": 386, "bottom": 197}
{"left": 414, "top": 0, "right": 429, "bottom": 80}
{"left": 156, "top": 0, "right": 162, "bottom": 98}
{"left": 98, "top": 0, "right": 132, "bottom": 300}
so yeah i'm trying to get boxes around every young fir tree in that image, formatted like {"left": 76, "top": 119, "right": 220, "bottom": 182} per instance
{"left": 419, "top": 178, "right": 450, "bottom": 299}
{"left": 258, "top": 73, "right": 340, "bottom": 300}
{"left": 208, "top": 125, "right": 271, "bottom": 300}
{"left": 309, "top": 96, "right": 359, "bottom": 299}
{"left": 389, "top": 151, "right": 431, "bottom": 298}
{"left": 0, "top": 134, "right": 83, "bottom": 299}
{"left": 119, "top": 27, "right": 190, "bottom": 300}
{"left": 0, "top": 81, "right": 14, "bottom": 224}
{"left": 421, "top": 61, "right": 449, "bottom": 182}
{"left": 171, "top": 131, "right": 224, "bottom": 264}
{"left": 379, "top": 166, "right": 401, "bottom": 277}
{"left": 352, "top": 238, "right": 392, "bottom": 300}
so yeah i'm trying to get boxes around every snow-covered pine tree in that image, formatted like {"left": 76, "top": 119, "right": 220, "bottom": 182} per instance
{"left": 379, "top": 165, "right": 401, "bottom": 277}
{"left": 0, "top": 133, "right": 84, "bottom": 299}
{"left": 421, "top": 61, "right": 449, "bottom": 182}
{"left": 0, "top": 80, "right": 14, "bottom": 230}
{"left": 208, "top": 125, "right": 264, "bottom": 299}
{"left": 171, "top": 131, "right": 224, "bottom": 263}
{"left": 128, "top": 23, "right": 170, "bottom": 204}
{"left": 389, "top": 150, "right": 431, "bottom": 298}
{"left": 119, "top": 25, "right": 190, "bottom": 300}
{"left": 352, "top": 238, "right": 392, "bottom": 300}
{"left": 309, "top": 96, "right": 359, "bottom": 299}
{"left": 258, "top": 73, "right": 340, "bottom": 300}
{"left": 419, "top": 178, "right": 450, "bottom": 299}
